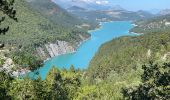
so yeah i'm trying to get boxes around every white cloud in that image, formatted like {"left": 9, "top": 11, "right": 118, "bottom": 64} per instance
{"left": 52, "top": 0, "right": 111, "bottom": 9}
{"left": 95, "top": 1, "right": 109, "bottom": 5}
{"left": 72, "top": 0, "right": 109, "bottom": 5}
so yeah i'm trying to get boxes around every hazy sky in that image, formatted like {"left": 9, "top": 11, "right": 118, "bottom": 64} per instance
{"left": 109, "top": 0, "right": 170, "bottom": 11}
{"left": 53, "top": 0, "right": 170, "bottom": 11}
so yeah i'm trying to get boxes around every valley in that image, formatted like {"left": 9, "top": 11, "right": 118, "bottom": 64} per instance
{"left": 0, "top": 0, "right": 91, "bottom": 76}
{"left": 0, "top": 0, "right": 169, "bottom": 100}
{"left": 30, "top": 21, "right": 134, "bottom": 79}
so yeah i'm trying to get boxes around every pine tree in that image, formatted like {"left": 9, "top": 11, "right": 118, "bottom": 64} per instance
{"left": 0, "top": 0, "right": 17, "bottom": 35}
{"left": 45, "top": 66, "right": 68, "bottom": 100}
{"left": 122, "top": 61, "right": 170, "bottom": 100}
{"left": 0, "top": 72, "right": 13, "bottom": 99}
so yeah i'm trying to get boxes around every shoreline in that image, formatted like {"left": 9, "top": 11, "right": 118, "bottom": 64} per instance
{"left": 43, "top": 36, "right": 91, "bottom": 63}
{"left": 88, "top": 20, "right": 115, "bottom": 33}
{"left": 129, "top": 23, "right": 144, "bottom": 35}
{"left": 88, "top": 22, "right": 102, "bottom": 33}
{"left": 132, "top": 23, "right": 138, "bottom": 27}
{"left": 28, "top": 20, "right": 138, "bottom": 79}
{"left": 44, "top": 20, "right": 137, "bottom": 63}
{"left": 130, "top": 31, "right": 144, "bottom": 35}
{"left": 44, "top": 21, "right": 108, "bottom": 63}
{"left": 11, "top": 21, "right": 139, "bottom": 77}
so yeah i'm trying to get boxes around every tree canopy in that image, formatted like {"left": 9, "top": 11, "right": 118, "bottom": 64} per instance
{"left": 122, "top": 61, "right": 170, "bottom": 100}
{"left": 0, "top": 0, "right": 17, "bottom": 35}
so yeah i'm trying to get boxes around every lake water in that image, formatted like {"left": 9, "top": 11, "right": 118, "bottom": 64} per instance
{"left": 30, "top": 21, "right": 134, "bottom": 79}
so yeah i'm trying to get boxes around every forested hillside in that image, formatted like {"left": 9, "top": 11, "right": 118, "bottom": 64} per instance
{"left": 86, "top": 15, "right": 170, "bottom": 99}
{"left": 0, "top": 0, "right": 89, "bottom": 50}
{"left": 26, "top": 0, "right": 83, "bottom": 27}
{"left": 0, "top": 0, "right": 169, "bottom": 99}
{"left": 131, "top": 14, "right": 170, "bottom": 33}
{"left": 67, "top": 7, "right": 153, "bottom": 23}
{"left": 0, "top": 0, "right": 89, "bottom": 76}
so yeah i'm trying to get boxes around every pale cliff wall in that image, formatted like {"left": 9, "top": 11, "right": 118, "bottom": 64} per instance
{"left": 36, "top": 40, "right": 76, "bottom": 60}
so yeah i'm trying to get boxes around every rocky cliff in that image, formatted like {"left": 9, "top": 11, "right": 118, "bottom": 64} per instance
{"left": 0, "top": 49, "right": 30, "bottom": 77}
{"left": 36, "top": 40, "right": 76, "bottom": 60}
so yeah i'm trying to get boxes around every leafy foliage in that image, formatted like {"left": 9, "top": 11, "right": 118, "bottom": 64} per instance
{"left": 11, "top": 50, "right": 43, "bottom": 70}
{"left": 122, "top": 61, "right": 170, "bottom": 100}
{"left": 131, "top": 14, "right": 170, "bottom": 33}
{"left": 0, "top": 0, "right": 169, "bottom": 99}
{"left": 0, "top": 0, "right": 17, "bottom": 35}
{"left": 86, "top": 14, "right": 170, "bottom": 99}
{"left": 0, "top": 72, "right": 13, "bottom": 99}
{"left": 0, "top": 0, "right": 90, "bottom": 70}
{"left": 0, "top": 66, "right": 83, "bottom": 100}
{"left": 0, "top": 0, "right": 89, "bottom": 49}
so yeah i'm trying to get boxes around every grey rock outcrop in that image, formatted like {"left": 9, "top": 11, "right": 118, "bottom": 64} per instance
{"left": 36, "top": 40, "right": 76, "bottom": 60}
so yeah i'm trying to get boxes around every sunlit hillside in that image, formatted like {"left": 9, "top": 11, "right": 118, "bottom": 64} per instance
{"left": 0, "top": 0, "right": 169, "bottom": 99}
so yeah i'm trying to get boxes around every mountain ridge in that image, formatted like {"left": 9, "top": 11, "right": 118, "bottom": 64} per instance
{"left": 0, "top": 0, "right": 90, "bottom": 74}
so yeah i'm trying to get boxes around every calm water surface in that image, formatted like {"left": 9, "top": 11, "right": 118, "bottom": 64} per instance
{"left": 30, "top": 21, "right": 134, "bottom": 79}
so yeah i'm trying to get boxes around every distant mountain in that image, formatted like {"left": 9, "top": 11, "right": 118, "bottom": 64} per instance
{"left": 136, "top": 10, "right": 154, "bottom": 18}
{"left": 26, "top": 0, "right": 83, "bottom": 27}
{"left": 87, "top": 4, "right": 112, "bottom": 10}
{"left": 27, "top": 0, "right": 98, "bottom": 30}
{"left": 110, "top": 5, "right": 125, "bottom": 11}
{"left": 67, "top": 7, "right": 154, "bottom": 23}
{"left": 67, "top": 6, "right": 86, "bottom": 12}
{"left": 52, "top": 0, "right": 153, "bottom": 22}
{"left": 52, "top": 0, "right": 112, "bottom": 10}
{"left": 131, "top": 14, "right": 170, "bottom": 33}
{"left": 159, "top": 9, "right": 170, "bottom": 15}
{"left": 148, "top": 9, "right": 161, "bottom": 14}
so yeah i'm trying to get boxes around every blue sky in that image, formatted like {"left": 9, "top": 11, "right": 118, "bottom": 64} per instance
{"left": 53, "top": 0, "right": 170, "bottom": 11}
{"left": 109, "top": 0, "right": 170, "bottom": 11}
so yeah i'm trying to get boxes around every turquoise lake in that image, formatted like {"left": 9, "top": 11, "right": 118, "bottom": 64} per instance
{"left": 31, "top": 21, "right": 134, "bottom": 79}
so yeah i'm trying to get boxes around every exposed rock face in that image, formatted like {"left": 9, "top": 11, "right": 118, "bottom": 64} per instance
{"left": 36, "top": 40, "right": 76, "bottom": 60}
{"left": 147, "top": 49, "right": 151, "bottom": 58}
{"left": 0, "top": 56, "right": 30, "bottom": 77}
{"left": 161, "top": 52, "right": 170, "bottom": 61}
{"left": 45, "top": 40, "right": 75, "bottom": 57}
{"left": 36, "top": 47, "right": 47, "bottom": 60}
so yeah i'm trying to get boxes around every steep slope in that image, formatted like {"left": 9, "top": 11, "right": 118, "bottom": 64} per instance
{"left": 88, "top": 31, "right": 170, "bottom": 79}
{"left": 26, "top": 0, "right": 83, "bottom": 27}
{"left": 0, "top": 0, "right": 89, "bottom": 60}
{"left": 67, "top": 6, "right": 86, "bottom": 12}
{"left": 131, "top": 14, "right": 170, "bottom": 33}
{"left": 86, "top": 14, "right": 170, "bottom": 99}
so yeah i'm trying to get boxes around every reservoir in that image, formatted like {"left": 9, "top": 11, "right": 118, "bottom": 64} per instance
{"left": 31, "top": 21, "right": 134, "bottom": 79}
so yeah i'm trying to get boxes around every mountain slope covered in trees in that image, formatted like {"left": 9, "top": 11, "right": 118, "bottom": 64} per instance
{"left": 26, "top": 0, "right": 83, "bottom": 27}
{"left": 86, "top": 14, "right": 170, "bottom": 99}
{"left": 0, "top": 0, "right": 169, "bottom": 99}
{"left": 67, "top": 6, "right": 154, "bottom": 23}
{"left": 0, "top": 0, "right": 90, "bottom": 74}
{"left": 131, "top": 14, "right": 170, "bottom": 33}
{"left": 0, "top": 0, "right": 89, "bottom": 49}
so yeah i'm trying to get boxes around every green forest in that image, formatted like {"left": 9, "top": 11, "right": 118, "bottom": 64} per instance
{"left": 0, "top": 0, "right": 170, "bottom": 100}
{"left": 87, "top": 27, "right": 170, "bottom": 99}
{"left": 0, "top": 0, "right": 90, "bottom": 71}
